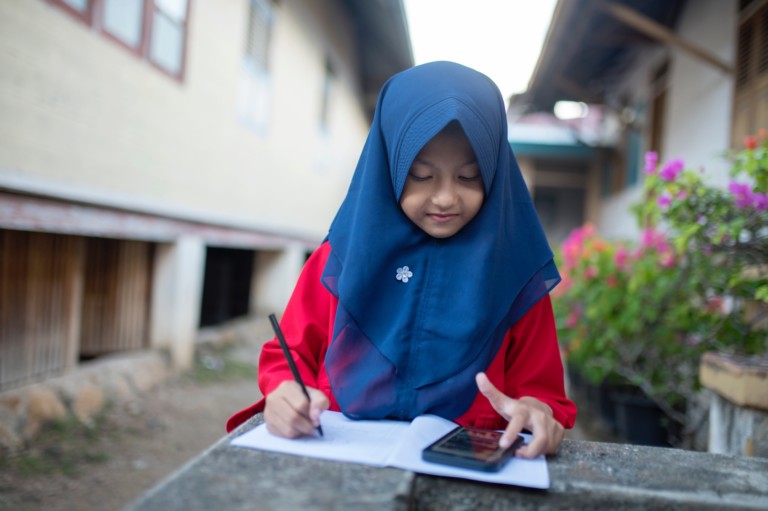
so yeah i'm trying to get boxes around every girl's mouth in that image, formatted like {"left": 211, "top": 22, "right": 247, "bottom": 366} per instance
{"left": 428, "top": 213, "right": 458, "bottom": 223}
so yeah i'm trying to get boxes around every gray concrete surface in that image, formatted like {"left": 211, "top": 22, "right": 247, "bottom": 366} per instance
{"left": 126, "top": 414, "right": 768, "bottom": 511}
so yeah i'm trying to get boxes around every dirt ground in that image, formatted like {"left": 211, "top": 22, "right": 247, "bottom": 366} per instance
{"left": 0, "top": 341, "right": 264, "bottom": 511}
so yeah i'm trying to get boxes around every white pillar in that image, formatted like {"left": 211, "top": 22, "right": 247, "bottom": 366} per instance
{"left": 149, "top": 236, "right": 206, "bottom": 371}
{"left": 251, "top": 243, "right": 306, "bottom": 317}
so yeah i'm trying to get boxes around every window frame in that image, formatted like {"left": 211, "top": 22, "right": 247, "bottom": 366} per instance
{"left": 47, "top": 0, "right": 191, "bottom": 82}
{"left": 237, "top": 0, "right": 276, "bottom": 134}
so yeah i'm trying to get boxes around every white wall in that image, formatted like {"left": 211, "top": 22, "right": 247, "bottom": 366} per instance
{"left": 0, "top": 0, "right": 370, "bottom": 241}
{"left": 663, "top": 0, "right": 737, "bottom": 187}
{"left": 598, "top": 0, "right": 737, "bottom": 241}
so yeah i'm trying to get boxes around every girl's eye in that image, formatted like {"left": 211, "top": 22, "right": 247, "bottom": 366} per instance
{"left": 459, "top": 174, "right": 481, "bottom": 182}
{"left": 408, "top": 172, "right": 432, "bottom": 182}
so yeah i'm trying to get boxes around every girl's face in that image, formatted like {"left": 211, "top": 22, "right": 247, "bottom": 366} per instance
{"left": 399, "top": 124, "right": 485, "bottom": 238}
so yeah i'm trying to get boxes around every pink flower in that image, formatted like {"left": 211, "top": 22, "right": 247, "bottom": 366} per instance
{"left": 676, "top": 190, "right": 689, "bottom": 201}
{"left": 729, "top": 181, "right": 754, "bottom": 208}
{"left": 659, "top": 159, "right": 684, "bottom": 182}
{"left": 745, "top": 135, "right": 758, "bottom": 150}
{"left": 641, "top": 228, "right": 667, "bottom": 250}
{"left": 754, "top": 192, "right": 768, "bottom": 211}
{"left": 561, "top": 224, "right": 598, "bottom": 269}
{"left": 644, "top": 151, "right": 658, "bottom": 175}
{"left": 659, "top": 251, "right": 676, "bottom": 268}
{"left": 614, "top": 246, "right": 629, "bottom": 270}
{"left": 566, "top": 309, "right": 580, "bottom": 328}
{"left": 657, "top": 193, "right": 672, "bottom": 209}
{"left": 706, "top": 295, "right": 725, "bottom": 313}
{"left": 584, "top": 266, "right": 598, "bottom": 279}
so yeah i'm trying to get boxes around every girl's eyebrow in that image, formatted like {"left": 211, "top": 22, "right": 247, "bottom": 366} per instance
{"left": 412, "top": 157, "right": 478, "bottom": 167}
{"left": 411, "top": 157, "right": 436, "bottom": 168}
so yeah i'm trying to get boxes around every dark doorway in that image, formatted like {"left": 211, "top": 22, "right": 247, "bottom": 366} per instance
{"left": 534, "top": 186, "right": 586, "bottom": 248}
{"left": 199, "top": 247, "right": 255, "bottom": 327}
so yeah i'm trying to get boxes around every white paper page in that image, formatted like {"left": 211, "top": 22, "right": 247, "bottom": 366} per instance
{"left": 230, "top": 411, "right": 410, "bottom": 466}
{"left": 388, "top": 415, "right": 550, "bottom": 489}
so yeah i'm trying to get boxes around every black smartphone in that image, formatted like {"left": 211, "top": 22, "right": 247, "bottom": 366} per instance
{"left": 421, "top": 426, "right": 525, "bottom": 472}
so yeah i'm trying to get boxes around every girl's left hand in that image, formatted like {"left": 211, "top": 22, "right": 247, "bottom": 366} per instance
{"left": 475, "top": 372, "right": 564, "bottom": 458}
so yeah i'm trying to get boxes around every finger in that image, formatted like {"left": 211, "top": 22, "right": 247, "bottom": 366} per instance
{"left": 499, "top": 412, "right": 526, "bottom": 450}
{"left": 475, "top": 372, "right": 510, "bottom": 420}
{"left": 307, "top": 388, "right": 330, "bottom": 424}
{"left": 266, "top": 383, "right": 317, "bottom": 437}
{"left": 282, "top": 381, "right": 313, "bottom": 411}
{"left": 516, "top": 411, "right": 548, "bottom": 458}
{"left": 267, "top": 397, "right": 315, "bottom": 437}
{"left": 546, "top": 421, "right": 565, "bottom": 455}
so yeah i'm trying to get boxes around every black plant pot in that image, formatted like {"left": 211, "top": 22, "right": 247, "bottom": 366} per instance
{"left": 566, "top": 364, "right": 585, "bottom": 395}
{"left": 613, "top": 392, "right": 673, "bottom": 447}
{"left": 597, "top": 382, "right": 619, "bottom": 435}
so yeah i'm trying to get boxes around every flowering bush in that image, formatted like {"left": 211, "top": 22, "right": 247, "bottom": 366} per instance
{"left": 554, "top": 132, "right": 768, "bottom": 424}
{"left": 554, "top": 225, "right": 721, "bottom": 422}
{"left": 637, "top": 136, "right": 768, "bottom": 307}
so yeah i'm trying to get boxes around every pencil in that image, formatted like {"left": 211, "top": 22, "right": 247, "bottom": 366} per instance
{"left": 268, "top": 313, "right": 324, "bottom": 437}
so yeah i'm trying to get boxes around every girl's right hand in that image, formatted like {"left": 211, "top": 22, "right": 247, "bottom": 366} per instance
{"left": 263, "top": 380, "right": 329, "bottom": 438}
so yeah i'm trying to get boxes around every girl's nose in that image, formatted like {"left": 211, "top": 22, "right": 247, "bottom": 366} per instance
{"left": 432, "top": 181, "right": 458, "bottom": 207}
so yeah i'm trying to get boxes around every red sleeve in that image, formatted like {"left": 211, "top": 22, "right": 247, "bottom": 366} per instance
{"left": 226, "top": 242, "right": 335, "bottom": 433}
{"left": 504, "top": 294, "right": 577, "bottom": 428}
{"left": 454, "top": 294, "right": 577, "bottom": 430}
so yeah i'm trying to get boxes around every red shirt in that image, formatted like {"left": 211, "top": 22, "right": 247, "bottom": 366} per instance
{"left": 226, "top": 242, "right": 577, "bottom": 432}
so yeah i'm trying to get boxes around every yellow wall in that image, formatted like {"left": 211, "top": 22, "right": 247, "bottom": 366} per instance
{"left": 0, "top": 0, "right": 370, "bottom": 240}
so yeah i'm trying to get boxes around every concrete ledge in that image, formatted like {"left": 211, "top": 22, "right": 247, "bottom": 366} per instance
{"left": 125, "top": 416, "right": 413, "bottom": 511}
{"left": 414, "top": 440, "right": 768, "bottom": 510}
{"left": 126, "top": 414, "right": 768, "bottom": 511}
{"left": 700, "top": 352, "right": 768, "bottom": 410}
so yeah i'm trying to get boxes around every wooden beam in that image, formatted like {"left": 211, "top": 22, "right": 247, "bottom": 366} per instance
{"left": 553, "top": 76, "right": 603, "bottom": 104}
{"left": 597, "top": 1, "right": 734, "bottom": 75}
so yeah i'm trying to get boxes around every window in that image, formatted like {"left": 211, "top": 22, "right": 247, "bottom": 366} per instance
{"left": 733, "top": 1, "right": 768, "bottom": 146}
{"left": 237, "top": 0, "right": 275, "bottom": 133}
{"left": 319, "top": 58, "right": 336, "bottom": 132}
{"left": 55, "top": 0, "right": 93, "bottom": 23}
{"left": 149, "top": 0, "right": 189, "bottom": 76}
{"left": 244, "top": 0, "right": 272, "bottom": 71}
{"left": 49, "top": 0, "right": 191, "bottom": 80}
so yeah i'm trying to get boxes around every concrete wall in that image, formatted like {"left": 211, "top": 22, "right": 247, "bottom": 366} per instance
{"left": 0, "top": 0, "right": 369, "bottom": 239}
{"left": 597, "top": 0, "right": 737, "bottom": 240}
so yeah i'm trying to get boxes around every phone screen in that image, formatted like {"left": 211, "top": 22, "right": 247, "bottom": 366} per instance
{"left": 422, "top": 426, "right": 524, "bottom": 472}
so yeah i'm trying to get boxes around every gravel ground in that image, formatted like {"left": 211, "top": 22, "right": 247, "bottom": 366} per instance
{"left": 0, "top": 376, "right": 262, "bottom": 511}
{"left": 0, "top": 334, "right": 265, "bottom": 511}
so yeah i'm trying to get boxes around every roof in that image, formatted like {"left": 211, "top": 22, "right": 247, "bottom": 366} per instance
{"left": 521, "top": 0, "right": 687, "bottom": 113}
{"left": 343, "top": 0, "right": 414, "bottom": 118}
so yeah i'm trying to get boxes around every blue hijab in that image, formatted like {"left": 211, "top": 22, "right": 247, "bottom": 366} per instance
{"left": 321, "top": 61, "right": 560, "bottom": 421}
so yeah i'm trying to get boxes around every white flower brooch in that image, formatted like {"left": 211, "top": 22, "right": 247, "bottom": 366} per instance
{"left": 396, "top": 266, "right": 413, "bottom": 283}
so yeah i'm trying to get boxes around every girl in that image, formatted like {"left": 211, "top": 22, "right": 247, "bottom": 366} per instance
{"left": 227, "top": 61, "right": 577, "bottom": 458}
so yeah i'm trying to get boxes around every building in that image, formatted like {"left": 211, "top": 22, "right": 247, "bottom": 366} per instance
{"left": 0, "top": 0, "right": 412, "bottom": 392}
{"left": 519, "top": 0, "right": 744, "bottom": 242}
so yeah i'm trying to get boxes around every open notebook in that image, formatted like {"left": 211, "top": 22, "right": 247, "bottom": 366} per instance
{"left": 230, "top": 411, "right": 549, "bottom": 489}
